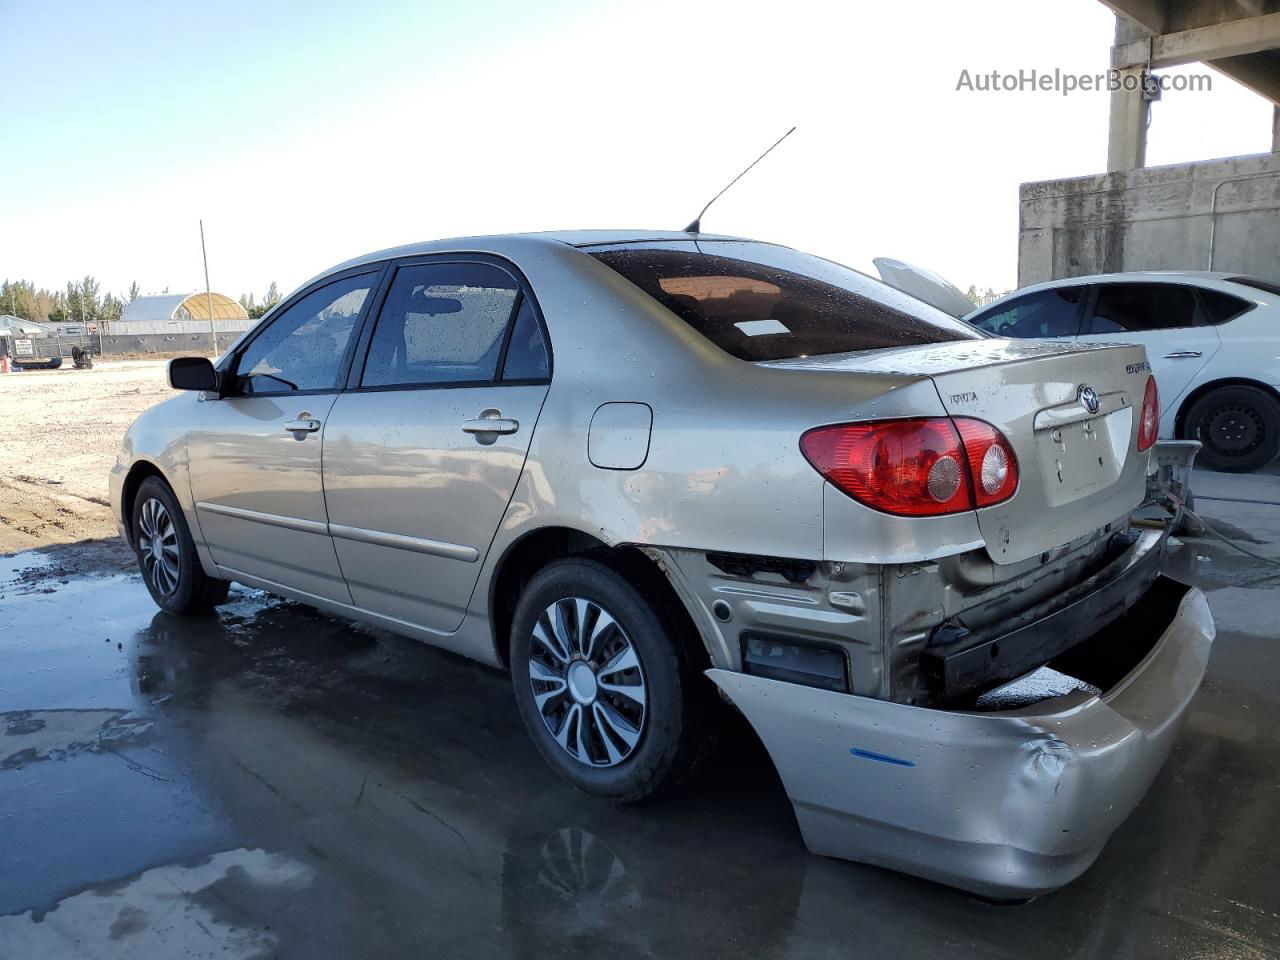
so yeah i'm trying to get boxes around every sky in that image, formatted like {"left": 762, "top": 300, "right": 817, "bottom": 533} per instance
{"left": 0, "top": 0, "right": 1274, "bottom": 303}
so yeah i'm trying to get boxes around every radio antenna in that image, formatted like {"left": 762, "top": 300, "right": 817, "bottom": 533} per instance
{"left": 683, "top": 126, "right": 796, "bottom": 234}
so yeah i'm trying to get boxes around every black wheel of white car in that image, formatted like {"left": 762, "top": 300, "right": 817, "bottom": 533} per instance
{"left": 510, "top": 557, "right": 714, "bottom": 802}
{"left": 132, "top": 476, "right": 230, "bottom": 615}
{"left": 1184, "top": 385, "right": 1280, "bottom": 473}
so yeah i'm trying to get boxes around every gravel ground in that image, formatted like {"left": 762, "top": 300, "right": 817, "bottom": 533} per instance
{"left": 0, "top": 360, "right": 173, "bottom": 554}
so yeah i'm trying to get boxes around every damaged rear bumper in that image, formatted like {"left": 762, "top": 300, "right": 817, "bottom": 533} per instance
{"left": 706, "top": 580, "right": 1214, "bottom": 899}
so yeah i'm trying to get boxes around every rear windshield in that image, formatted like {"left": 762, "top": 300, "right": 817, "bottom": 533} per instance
{"left": 588, "top": 243, "right": 982, "bottom": 362}
{"left": 1228, "top": 276, "right": 1280, "bottom": 297}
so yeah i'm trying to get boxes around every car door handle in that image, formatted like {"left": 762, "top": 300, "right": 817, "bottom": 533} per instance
{"left": 1162, "top": 351, "right": 1203, "bottom": 359}
{"left": 284, "top": 415, "right": 322, "bottom": 433}
{"left": 462, "top": 411, "right": 519, "bottom": 435}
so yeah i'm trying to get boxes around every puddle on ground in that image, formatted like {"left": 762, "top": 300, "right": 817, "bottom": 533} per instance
{"left": 1, "top": 709, "right": 152, "bottom": 769}
{"left": 0, "top": 848, "right": 312, "bottom": 959}
{"left": 1166, "top": 536, "right": 1280, "bottom": 592}
{"left": 0, "top": 550, "right": 54, "bottom": 590}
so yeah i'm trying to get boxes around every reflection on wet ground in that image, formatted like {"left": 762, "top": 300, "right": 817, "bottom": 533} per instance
{"left": 1, "top": 520, "right": 1278, "bottom": 959}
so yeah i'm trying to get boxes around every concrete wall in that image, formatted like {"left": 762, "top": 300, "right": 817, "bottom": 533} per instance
{"left": 1019, "top": 151, "right": 1280, "bottom": 285}
{"left": 98, "top": 331, "right": 242, "bottom": 355}
{"left": 105, "top": 318, "right": 253, "bottom": 336}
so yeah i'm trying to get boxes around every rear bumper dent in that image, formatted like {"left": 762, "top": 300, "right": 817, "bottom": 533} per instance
{"left": 706, "top": 582, "right": 1214, "bottom": 898}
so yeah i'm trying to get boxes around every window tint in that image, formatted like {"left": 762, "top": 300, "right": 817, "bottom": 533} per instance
{"left": 589, "top": 245, "right": 980, "bottom": 362}
{"left": 1199, "top": 288, "right": 1253, "bottom": 324}
{"left": 501, "top": 298, "right": 550, "bottom": 380}
{"left": 969, "top": 288, "right": 1084, "bottom": 338}
{"left": 362, "top": 262, "right": 520, "bottom": 388}
{"left": 235, "top": 273, "right": 373, "bottom": 395}
{"left": 1085, "top": 284, "right": 1198, "bottom": 334}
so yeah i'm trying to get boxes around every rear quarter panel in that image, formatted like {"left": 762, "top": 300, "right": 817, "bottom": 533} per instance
{"left": 471, "top": 240, "right": 983, "bottom": 563}
{"left": 1174, "top": 303, "right": 1280, "bottom": 427}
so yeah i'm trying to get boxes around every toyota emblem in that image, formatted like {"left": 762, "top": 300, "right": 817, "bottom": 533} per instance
{"left": 1078, "top": 384, "right": 1100, "bottom": 415}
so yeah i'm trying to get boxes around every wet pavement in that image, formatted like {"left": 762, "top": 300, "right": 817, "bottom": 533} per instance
{"left": 1, "top": 487, "right": 1278, "bottom": 959}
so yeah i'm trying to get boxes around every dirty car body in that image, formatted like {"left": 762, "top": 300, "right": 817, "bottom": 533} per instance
{"left": 110, "top": 232, "right": 1214, "bottom": 898}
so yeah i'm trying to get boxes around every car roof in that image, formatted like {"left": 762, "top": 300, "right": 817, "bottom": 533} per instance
{"left": 1017, "top": 271, "right": 1240, "bottom": 290}
{"left": 968, "top": 271, "right": 1273, "bottom": 316}
{"left": 319, "top": 229, "right": 750, "bottom": 278}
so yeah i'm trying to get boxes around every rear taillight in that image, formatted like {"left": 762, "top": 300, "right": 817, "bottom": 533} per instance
{"left": 800, "top": 417, "right": 1019, "bottom": 517}
{"left": 954, "top": 419, "right": 1019, "bottom": 507}
{"left": 1137, "top": 376, "right": 1159, "bottom": 452}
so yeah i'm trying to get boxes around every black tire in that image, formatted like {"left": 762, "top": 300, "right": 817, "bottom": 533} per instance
{"left": 510, "top": 557, "right": 716, "bottom": 803}
{"left": 131, "top": 476, "right": 230, "bottom": 615}
{"left": 1184, "top": 385, "right": 1280, "bottom": 473}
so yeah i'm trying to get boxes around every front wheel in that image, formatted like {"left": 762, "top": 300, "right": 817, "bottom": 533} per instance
{"left": 1184, "top": 385, "right": 1280, "bottom": 473}
{"left": 510, "top": 557, "right": 715, "bottom": 802}
{"left": 131, "top": 476, "right": 230, "bottom": 615}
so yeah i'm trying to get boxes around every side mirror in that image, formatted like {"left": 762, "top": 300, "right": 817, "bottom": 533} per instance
{"left": 168, "top": 356, "right": 218, "bottom": 391}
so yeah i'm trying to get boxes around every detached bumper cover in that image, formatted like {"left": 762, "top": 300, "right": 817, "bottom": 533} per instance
{"left": 706, "top": 583, "right": 1214, "bottom": 898}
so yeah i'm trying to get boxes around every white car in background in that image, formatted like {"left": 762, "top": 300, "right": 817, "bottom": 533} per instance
{"left": 879, "top": 261, "right": 1280, "bottom": 473}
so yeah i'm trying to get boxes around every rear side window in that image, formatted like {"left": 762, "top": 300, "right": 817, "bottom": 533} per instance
{"left": 500, "top": 298, "right": 550, "bottom": 380}
{"left": 1198, "top": 288, "right": 1253, "bottom": 324}
{"left": 969, "top": 288, "right": 1084, "bottom": 338}
{"left": 1085, "top": 284, "right": 1199, "bottom": 333}
{"left": 588, "top": 246, "right": 980, "bottom": 362}
{"left": 362, "top": 262, "right": 519, "bottom": 387}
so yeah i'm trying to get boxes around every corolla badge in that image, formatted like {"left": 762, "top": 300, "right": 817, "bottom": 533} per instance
{"left": 1078, "top": 384, "right": 1100, "bottom": 415}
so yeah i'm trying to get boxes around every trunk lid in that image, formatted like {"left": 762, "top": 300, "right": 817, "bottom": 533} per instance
{"left": 764, "top": 339, "right": 1153, "bottom": 564}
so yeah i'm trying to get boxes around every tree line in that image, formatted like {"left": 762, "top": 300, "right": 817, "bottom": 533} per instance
{"left": 1, "top": 277, "right": 283, "bottom": 325}
{"left": 1, "top": 277, "right": 132, "bottom": 326}
{"left": 239, "top": 283, "right": 282, "bottom": 319}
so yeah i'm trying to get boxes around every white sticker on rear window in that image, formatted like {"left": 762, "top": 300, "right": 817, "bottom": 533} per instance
{"left": 734, "top": 318, "right": 790, "bottom": 336}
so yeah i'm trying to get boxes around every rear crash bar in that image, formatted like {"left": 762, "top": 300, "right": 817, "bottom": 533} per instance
{"left": 706, "top": 580, "right": 1214, "bottom": 898}
{"left": 922, "top": 529, "right": 1164, "bottom": 701}
{"left": 1148, "top": 439, "right": 1199, "bottom": 508}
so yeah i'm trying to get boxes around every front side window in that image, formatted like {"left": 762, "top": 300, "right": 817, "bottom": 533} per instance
{"left": 969, "top": 288, "right": 1085, "bottom": 339}
{"left": 588, "top": 243, "right": 981, "bottom": 362}
{"left": 361, "top": 262, "right": 520, "bottom": 388}
{"left": 235, "top": 273, "right": 374, "bottom": 395}
{"left": 1085, "top": 284, "right": 1198, "bottom": 334}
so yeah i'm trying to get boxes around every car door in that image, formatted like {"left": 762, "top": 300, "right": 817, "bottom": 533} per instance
{"left": 967, "top": 287, "right": 1087, "bottom": 339}
{"left": 1075, "top": 283, "right": 1221, "bottom": 430}
{"left": 322, "top": 256, "right": 552, "bottom": 634}
{"left": 186, "top": 268, "right": 382, "bottom": 602}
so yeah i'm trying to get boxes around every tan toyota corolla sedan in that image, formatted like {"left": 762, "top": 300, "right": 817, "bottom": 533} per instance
{"left": 110, "top": 231, "right": 1214, "bottom": 898}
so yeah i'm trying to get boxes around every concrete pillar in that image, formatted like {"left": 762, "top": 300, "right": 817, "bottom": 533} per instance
{"left": 1273, "top": 105, "right": 1280, "bottom": 152}
{"left": 1107, "top": 67, "right": 1149, "bottom": 171}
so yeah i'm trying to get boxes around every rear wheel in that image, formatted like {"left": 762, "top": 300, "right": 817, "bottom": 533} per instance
{"left": 510, "top": 557, "right": 715, "bottom": 802}
{"left": 1184, "top": 385, "right": 1280, "bottom": 473}
{"left": 131, "top": 476, "right": 229, "bottom": 615}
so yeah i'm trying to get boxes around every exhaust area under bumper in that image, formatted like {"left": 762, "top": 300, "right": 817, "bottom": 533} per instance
{"left": 706, "top": 581, "right": 1214, "bottom": 899}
